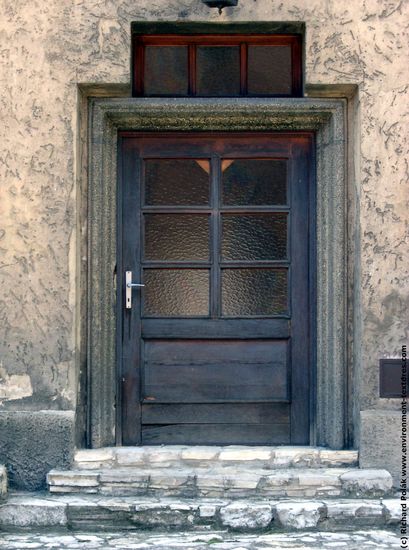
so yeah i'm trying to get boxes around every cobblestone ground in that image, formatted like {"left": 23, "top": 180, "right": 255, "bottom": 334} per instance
{"left": 0, "top": 530, "right": 399, "bottom": 549}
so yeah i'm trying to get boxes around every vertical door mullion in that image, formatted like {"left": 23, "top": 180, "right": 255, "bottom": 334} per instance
{"left": 210, "top": 155, "right": 220, "bottom": 319}
{"left": 188, "top": 44, "right": 196, "bottom": 96}
{"left": 240, "top": 43, "right": 248, "bottom": 95}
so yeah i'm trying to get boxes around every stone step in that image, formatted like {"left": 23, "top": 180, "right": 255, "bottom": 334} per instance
{"left": 47, "top": 467, "right": 393, "bottom": 499}
{"left": 73, "top": 445, "right": 359, "bottom": 471}
{"left": 0, "top": 465, "right": 7, "bottom": 500}
{"left": 0, "top": 492, "right": 400, "bottom": 533}
{"left": 0, "top": 530, "right": 400, "bottom": 550}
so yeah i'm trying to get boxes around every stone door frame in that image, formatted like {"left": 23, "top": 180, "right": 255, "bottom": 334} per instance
{"left": 86, "top": 97, "right": 347, "bottom": 449}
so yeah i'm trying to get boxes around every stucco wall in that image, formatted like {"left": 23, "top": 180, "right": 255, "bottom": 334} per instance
{"left": 0, "top": 0, "right": 407, "bottom": 459}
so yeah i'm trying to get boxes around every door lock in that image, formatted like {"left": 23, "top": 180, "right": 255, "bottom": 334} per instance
{"left": 125, "top": 271, "right": 144, "bottom": 309}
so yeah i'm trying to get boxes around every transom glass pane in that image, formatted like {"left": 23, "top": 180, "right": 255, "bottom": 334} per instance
{"left": 144, "top": 159, "right": 210, "bottom": 205}
{"left": 144, "top": 214, "right": 210, "bottom": 261}
{"left": 222, "top": 159, "right": 287, "bottom": 205}
{"left": 221, "top": 214, "right": 287, "bottom": 261}
{"left": 143, "top": 269, "right": 209, "bottom": 317}
{"left": 196, "top": 46, "right": 240, "bottom": 96}
{"left": 144, "top": 46, "right": 188, "bottom": 96}
{"left": 248, "top": 46, "right": 292, "bottom": 95}
{"left": 222, "top": 268, "right": 288, "bottom": 316}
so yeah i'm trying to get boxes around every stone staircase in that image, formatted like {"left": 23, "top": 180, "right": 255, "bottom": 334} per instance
{"left": 48, "top": 446, "right": 391, "bottom": 500}
{"left": 0, "top": 447, "right": 400, "bottom": 534}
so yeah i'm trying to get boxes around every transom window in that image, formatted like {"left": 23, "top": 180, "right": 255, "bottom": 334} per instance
{"left": 132, "top": 34, "right": 303, "bottom": 97}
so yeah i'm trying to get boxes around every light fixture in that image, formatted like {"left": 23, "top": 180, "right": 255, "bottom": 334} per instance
{"left": 202, "top": 0, "right": 238, "bottom": 15}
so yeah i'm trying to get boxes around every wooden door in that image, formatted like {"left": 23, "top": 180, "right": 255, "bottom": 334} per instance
{"left": 119, "top": 132, "right": 314, "bottom": 445}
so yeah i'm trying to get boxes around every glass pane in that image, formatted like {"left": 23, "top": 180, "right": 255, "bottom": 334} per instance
{"left": 196, "top": 46, "right": 240, "bottom": 96}
{"left": 248, "top": 46, "right": 292, "bottom": 95}
{"left": 222, "top": 269, "right": 288, "bottom": 316}
{"left": 145, "top": 159, "right": 210, "bottom": 205}
{"left": 144, "top": 214, "right": 210, "bottom": 261}
{"left": 144, "top": 46, "right": 188, "bottom": 96}
{"left": 222, "top": 159, "right": 287, "bottom": 205}
{"left": 222, "top": 214, "right": 287, "bottom": 261}
{"left": 143, "top": 269, "right": 209, "bottom": 317}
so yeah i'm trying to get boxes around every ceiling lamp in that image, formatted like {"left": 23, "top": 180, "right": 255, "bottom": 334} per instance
{"left": 202, "top": 0, "right": 239, "bottom": 14}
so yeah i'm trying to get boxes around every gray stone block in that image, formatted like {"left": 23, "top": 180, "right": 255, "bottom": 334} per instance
{"left": 199, "top": 504, "right": 217, "bottom": 518}
{"left": 131, "top": 504, "right": 197, "bottom": 529}
{"left": 0, "top": 410, "right": 75, "bottom": 490}
{"left": 382, "top": 498, "right": 401, "bottom": 524}
{"left": 74, "top": 448, "right": 115, "bottom": 470}
{"left": 0, "top": 498, "right": 67, "bottom": 527}
{"left": 220, "top": 502, "right": 273, "bottom": 530}
{"left": 359, "top": 409, "right": 401, "bottom": 487}
{"left": 48, "top": 470, "right": 99, "bottom": 487}
{"left": 340, "top": 469, "right": 393, "bottom": 497}
{"left": 275, "top": 501, "right": 324, "bottom": 529}
{"left": 0, "top": 465, "right": 7, "bottom": 499}
{"left": 325, "top": 500, "right": 383, "bottom": 519}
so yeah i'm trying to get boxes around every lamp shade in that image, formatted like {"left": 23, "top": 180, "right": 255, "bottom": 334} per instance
{"left": 202, "top": 0, "right": 239, "bottom": 13}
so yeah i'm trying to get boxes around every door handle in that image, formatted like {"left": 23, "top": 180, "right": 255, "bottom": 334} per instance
{"left": 125, "top": 271, "right": 144, "bottom": 309}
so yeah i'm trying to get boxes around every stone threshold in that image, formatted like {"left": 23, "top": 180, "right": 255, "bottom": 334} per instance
{"left": 73, "top": 446, "right": 359, "bottom": 470}
{"left": 47, "top": 466, "right": 393, "bottom": 499}
{"left": 0, "top": 492, "right": 400, "bottom": 533}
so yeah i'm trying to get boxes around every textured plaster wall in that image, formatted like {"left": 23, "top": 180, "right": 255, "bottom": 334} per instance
{"left": 0, "top": 1, "right": 408, "bottom": 421}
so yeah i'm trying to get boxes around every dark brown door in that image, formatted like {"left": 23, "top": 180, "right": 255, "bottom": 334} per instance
{"left": 119, "top": 132, "right": 314, "bottom": 445}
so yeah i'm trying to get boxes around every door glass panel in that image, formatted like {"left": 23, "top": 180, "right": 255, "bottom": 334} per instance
{"left": 247, "top": 46, "right": 292, "bottom": 95}
{"left": 196, "top": 46, "right": 240, "bottom": 96}
{"left": 222, "top": 214, "right": 287, "bottom": 261}
{"left": 143, "top": 269, "right": 209, "bottom": 317}
{"left": 144, "top": 214, "right": 210, "bottom": 261}
{"left": 144, "top": 46, "right": 189, "bottom": 96}
{"left": 144, "top": 159, "right": 210, "bottom": 206}
{"left": 222, "top": 268, "right": 288, "bottom": 316}
{"left": 222, "top": 159, "right": 287, "bottom": 205}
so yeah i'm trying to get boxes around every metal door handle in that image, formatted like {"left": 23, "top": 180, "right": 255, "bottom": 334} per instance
{"left": 125, "top": 271, "right": 144, "bottom": 309}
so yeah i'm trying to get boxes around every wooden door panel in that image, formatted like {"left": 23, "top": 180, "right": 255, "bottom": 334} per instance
{"left": 143, "top": 339, "right": 288, "bottom": 403}
{"left": 142, "top": 423, "right": 290, "bottom": 445}
{"left": 120, "top": 132, "right": 314, "bottom": 445}
{"left": 141, "top": 319, "right": 290, "bottom": 339}
{"left": 142, "top": 403, "right": 290, "bottom": 424}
